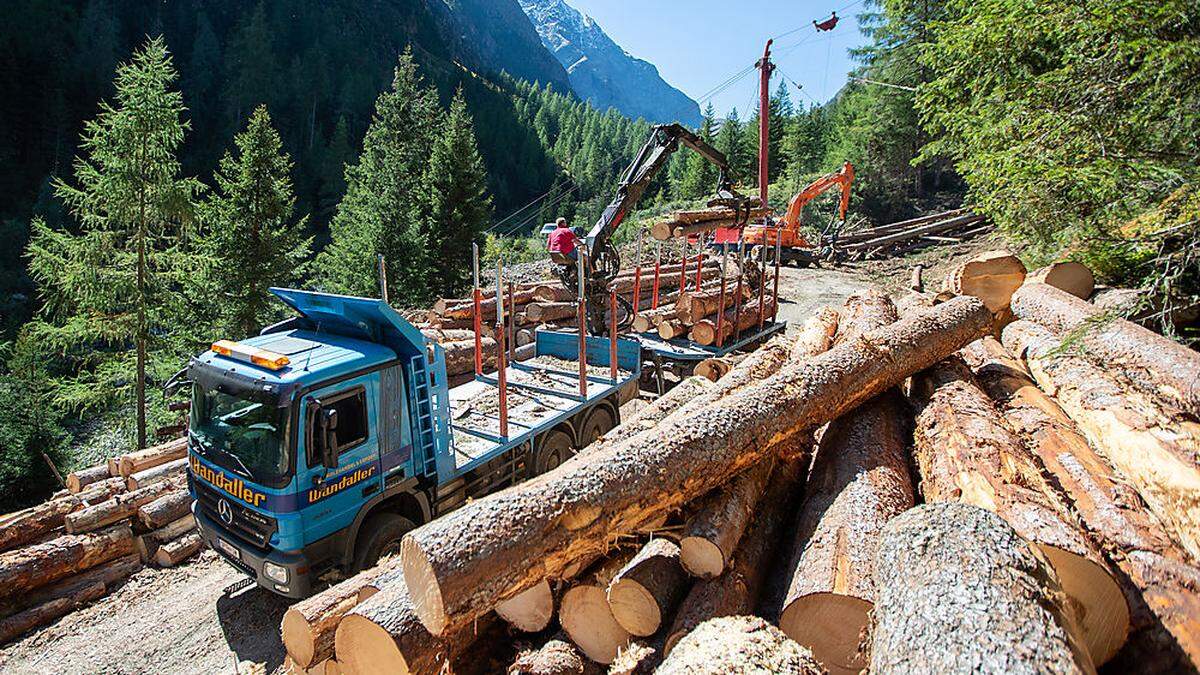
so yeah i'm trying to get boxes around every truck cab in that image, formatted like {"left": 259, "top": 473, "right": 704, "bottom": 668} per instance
{"left": 185, "top": 288, "right": 638, "bottom": 597}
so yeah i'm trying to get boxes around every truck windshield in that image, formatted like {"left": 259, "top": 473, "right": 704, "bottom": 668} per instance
{"left": 190, "top": 383, "right": 291, "bottom": 486}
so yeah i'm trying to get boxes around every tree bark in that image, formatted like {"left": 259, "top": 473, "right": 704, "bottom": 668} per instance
{"left": 1028, "top": 262, "right": 1094, "bottom": 299}
{"left": 66, "top": 464, "right": 111, "bottom": 493}
{"left": 283, "top": 560, "right": 402, "bottom": 668}
{"left": 420, "top": 328, "right": 479, "bottom": 344}
{"left": 152, "top": 532, "right": 202, "bottom": 567}
{"left": 1002, "top": 320, "right": 1200, "bottom": 561}
{"left": 607, "top": 636, "right": 662, "bottom": 675}
{"left": 911, "top": 356, "right": 1129, "bottom": 665}
{"left": 0, "top": 497, "right": 80, "bottom": 554}
{"left": 966, "top": 336, "right": 1200, "bottom": 671}
{"left": 657, "top": 616, "right": 822, "bottom": 675}
{"left": 871, "top": 502, "right": 1094, "bottom": 674}
{"left": 675, "top": 287, "right": 749, "bottom": 324}
{"left": 397, "top": 297, "right": 992, "bottom": 636}
{"left": 136, "top": 490, "right": 192, "bottom": 530}
{"left": 689, "top": 298, "right": 775, "bottom": 346}
{"left": 442, "top": 338, "right": 498, "bottom": 377}
{"left": 692, "top": 358, "right": 732, "bottom": 382}
{"left": 942, "top": 249, "right": 1027, "bottom": 313}
{"left": 679, "top": 460, "right": 773, "bottom": 578}
{"left": 666, "top": 454, "right": 806, "bottom": 655}
{"left": 0, "top": 523, "right": 134, "bottom": 602}
{"left": 0, "top": 553, "right": 140, "bottom": 642}
{"left": 776, "top": 289, "right": 914, "bottom": 675}
{"left": 607, "top": 538, "right": 689, "bottom": 637}
{"left": 507, "top": 632, "right": 589, "bottom": 675}
{"left": 65, "top": 477, "right": 181, "bottom": 534}
{"left": 116, "top": 437, "right": 188, "bottom": 478}
{"left": 1010, "top": 282, "right": 1200, "bottom": 417}
{"left": 525, "top": 302, "right": 578, "bottom": 323}
{"left": 125, "top": 457, "right": 186, "bottom": 491}
{"left": 777, "top": 392, "right": 913, "bottom": 675}
{"left": 134, "top": 514, "right": 195, "bottom": 563}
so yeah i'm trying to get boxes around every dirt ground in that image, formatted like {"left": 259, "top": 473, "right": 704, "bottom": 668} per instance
{"left": 0, "top": 241, "right": 998, "bottom": 674}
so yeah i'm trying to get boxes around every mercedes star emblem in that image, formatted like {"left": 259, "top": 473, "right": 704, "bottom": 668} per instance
{"left": 217, "top": 499, "right": 234, "bottom": 525}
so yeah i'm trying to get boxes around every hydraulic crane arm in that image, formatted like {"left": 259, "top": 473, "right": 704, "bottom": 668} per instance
{"left": 585, "top": 123, "right": 746, "bottom": 278}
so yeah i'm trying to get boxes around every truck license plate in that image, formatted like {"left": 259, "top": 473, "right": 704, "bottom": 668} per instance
{"left": 217, "top": 538, "right": 240, "bottom": 560}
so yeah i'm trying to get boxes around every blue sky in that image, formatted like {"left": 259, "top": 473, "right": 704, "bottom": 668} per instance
{"left": 567, "top": 0, "right": 868, "bottom": 118}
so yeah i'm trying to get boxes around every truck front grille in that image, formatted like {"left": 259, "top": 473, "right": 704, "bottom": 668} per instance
{"left": 193, "top": 478, "right": 277, "bottom": 550}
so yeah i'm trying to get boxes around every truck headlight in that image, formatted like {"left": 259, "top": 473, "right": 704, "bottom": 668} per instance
{"left": 263, "top": 561, "right": 289, "bottom": 584}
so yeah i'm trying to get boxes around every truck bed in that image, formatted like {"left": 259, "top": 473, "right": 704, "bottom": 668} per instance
{"left": 441, "top": 332, "right": 639, "bottom": 476}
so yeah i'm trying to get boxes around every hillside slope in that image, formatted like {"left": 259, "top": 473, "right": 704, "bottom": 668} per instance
{"left": 520, "top": 0, "right": 702, "bottom": 126}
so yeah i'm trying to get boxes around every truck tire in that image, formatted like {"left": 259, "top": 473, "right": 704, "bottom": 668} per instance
{"left": 578, "top": 406, "right": 616, "bottom": 448}
{"left": 533, "top": 429, "right": 574, "bottom": 475}
{"left": 352, "top": 513, "right": 415, "bottom": 572}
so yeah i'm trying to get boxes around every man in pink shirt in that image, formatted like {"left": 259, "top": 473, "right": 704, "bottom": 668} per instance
{"left": 547, "top": 217, "right": 580, "bottom": 260}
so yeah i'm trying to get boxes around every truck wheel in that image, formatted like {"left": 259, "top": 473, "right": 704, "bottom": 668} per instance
{"left": 533, "top": 429, "right": 573, "bottom": 475}
{"left": 353, "top": 513, "right": 415, "bottom": 572}
{"left": 579, "top": 406, "right": 616, "bottom": 448}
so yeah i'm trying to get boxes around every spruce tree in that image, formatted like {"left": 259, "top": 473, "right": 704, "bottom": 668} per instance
{"left": 316, "top": 50, "right": 439, "bottom": 303}
{"left": 679, "top": 103, "right": 719, "bottom": 199}
{"left": 715, "top": 109, "right": 750, "bottom": 184}
{"left": 424, "top": 89, "right": 493, "bottom": 293}
{"left": 201, "top": 105, "right": 312, "bottom": 338}
{"left": 25, "top": 37, "right": 200, "bottom": 450}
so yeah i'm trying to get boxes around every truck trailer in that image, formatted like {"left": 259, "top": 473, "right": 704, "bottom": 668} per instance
{"left": 183, "top": 288, "right": 639, "bottom": 597}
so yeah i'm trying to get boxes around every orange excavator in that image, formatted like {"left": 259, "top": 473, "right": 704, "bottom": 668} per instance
{"left": 739, "top": 161, "right": 854, "bottom": 266}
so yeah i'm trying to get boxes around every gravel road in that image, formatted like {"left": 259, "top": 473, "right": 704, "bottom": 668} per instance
{"left": 0, "top": 262, "right": 881, "bottom": 675}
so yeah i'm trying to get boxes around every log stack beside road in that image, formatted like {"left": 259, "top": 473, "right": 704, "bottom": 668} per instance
{"left": 0, "top": 436, "right": 200, "bottom": 644}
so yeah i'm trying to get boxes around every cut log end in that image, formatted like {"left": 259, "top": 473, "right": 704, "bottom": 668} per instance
{"left": 1030, "top": 262, "right": 1095, "bottom": 299}
{"left": 678, "top": 537, "right": 724, "bottom": 579}
{"left": 560, "top": 585, "right": 630, "bottom": 664}
{"left": 282, "top": 608, "right": 320, "bottom": 668}
{"left": 607, "top": 579, "right": 662, "bottom": 638}
{"left": 495, "top": 579, "right": 554, "bottom": 633}
{"left": 1041, "top": 544, "right": 1131, "bottom": 666}
{"left": 335, "top": 614, "right": 417, "bottom": 674}
{"left": 778, "top": 592, "right": 872, "bottom": 675}
{"left": 657, "top": 616, "right": 822, "bottom": 675}
{"left": 399, "top": 536, "right": 445, "bottom": 636}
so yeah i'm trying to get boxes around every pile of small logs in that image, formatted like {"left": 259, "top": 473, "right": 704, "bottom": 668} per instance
{"left": 830, "top": 209, "right": 992, "bottom": 260}
{"left": 419, "top": 256, "right": 728, "bottom": 379}
{"left": 631, "top": 258, "right": 774, "bottom": 349}
{"left": 0, "top": 437, "right": 200, "bottom": 644}
{"left": 281, "top": 247, "right": 1200, "bottom": 675}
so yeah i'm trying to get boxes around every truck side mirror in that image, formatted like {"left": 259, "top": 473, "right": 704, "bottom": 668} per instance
{"left": 320, "top": 408, "right": 339, "bottom": 470}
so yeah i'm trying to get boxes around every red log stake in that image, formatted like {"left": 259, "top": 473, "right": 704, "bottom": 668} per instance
{"left": 609, "top": 289, "right": 618, "bottom": 382}
{"left": 472, "top": 287, "right": 483, "bottom": 376}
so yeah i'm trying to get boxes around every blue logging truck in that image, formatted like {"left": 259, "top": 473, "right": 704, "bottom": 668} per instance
{"left": 177, "top": 288, "right": 639, "bottom": 597}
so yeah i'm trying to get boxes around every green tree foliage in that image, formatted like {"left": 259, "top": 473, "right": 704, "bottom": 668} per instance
{"left": 0, "top": 365, "right": 68, "bottom": 512}
{"left": 678, "top": 104, "right": 719, "bottom": 200}
{"left": 425, "top": 89, "right": 493, "bottom": 294}
{"left": 200, "top": 105, "right": 312, "bottom": 337}
{"left": 23, "top": 37, "right": 200, "bottom": 450}
{"left": 316, "top": 51, "right": 439, "bottom": 303}
{"left": 917, "top": 0, "right": 1200, "bottom": 251}
{"left": 715, "top": 109, "right": 751, "bottom": 188}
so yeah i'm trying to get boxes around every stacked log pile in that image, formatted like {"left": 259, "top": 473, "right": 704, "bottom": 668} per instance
{"left": 420, "top": 257, "right": 727, "bottom": 380}
{"left": 279, "top": 248, "right": 1200, "bottom": 674}
{"left": 831, "top": 210, "right": 992, "bottom": 260}
{"left": 0, "top": 436, "right": 200, "bottom": 644}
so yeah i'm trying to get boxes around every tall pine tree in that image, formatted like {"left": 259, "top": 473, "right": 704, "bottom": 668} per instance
{"left": 679, "top": 104, "right": 719, "bottom": 200}
{"left": 201, "top": 105, "right": 312, "bottom": 338}
{"left": 316, "top": 50, "right": 439, "bottom": 303}
{"left": 424, "top": 89, "right": 493, "bottom": 294}
{"left": 24, "top": 37, "right": 200, "bottom": 450}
